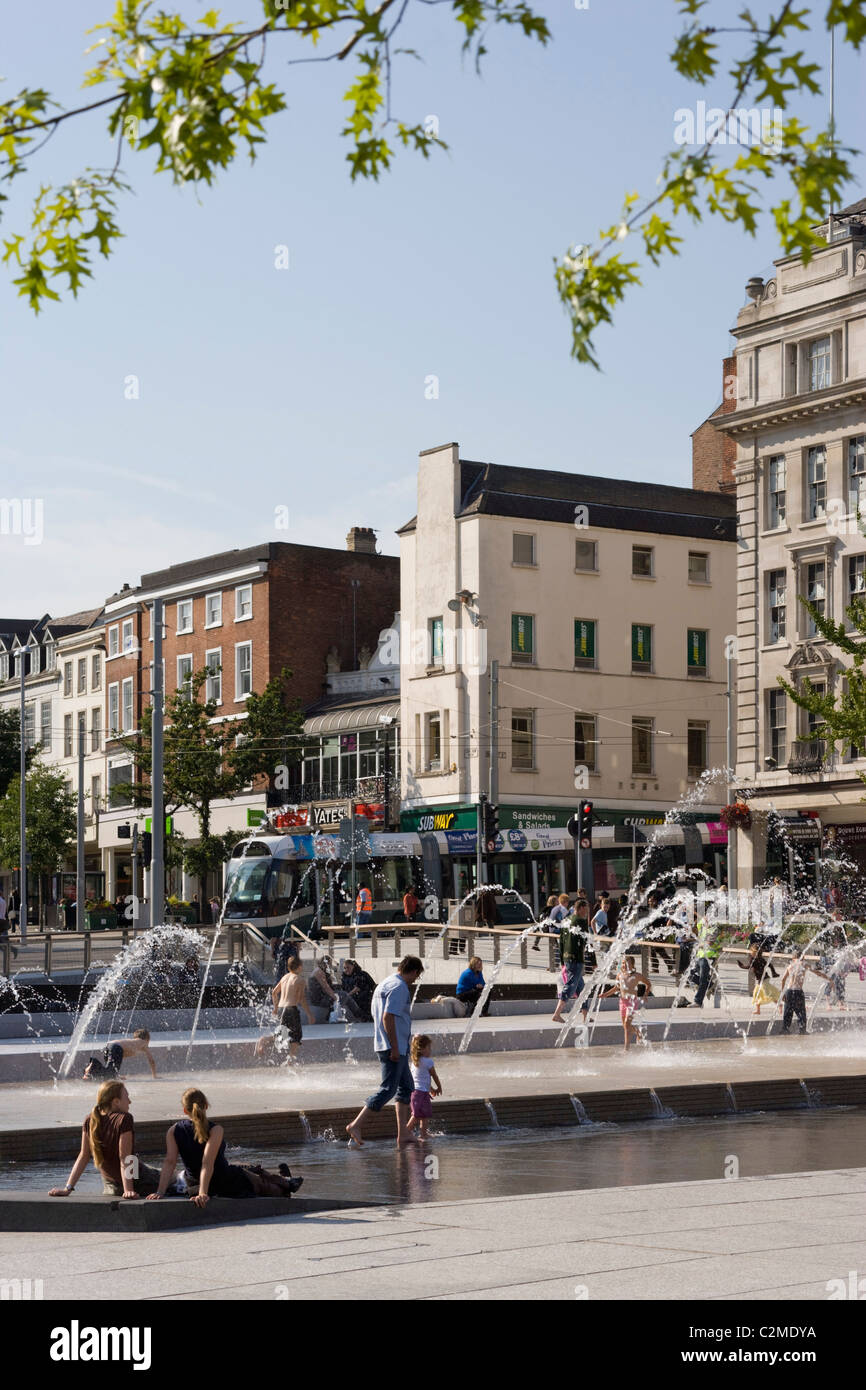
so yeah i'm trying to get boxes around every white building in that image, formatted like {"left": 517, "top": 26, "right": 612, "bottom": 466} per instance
{"left": 397, "top": 444, "right": 737, "bottom": 899}
{"left": 724, "top": 196, "right": 866, "bottom": 884}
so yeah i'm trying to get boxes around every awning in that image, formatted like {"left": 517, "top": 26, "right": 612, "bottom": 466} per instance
{"left": 303, "top": 701, "right": 400, "bottom": 736}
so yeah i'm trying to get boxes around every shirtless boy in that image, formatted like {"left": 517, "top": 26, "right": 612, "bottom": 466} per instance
{"left": 83, "top": 1029, "right": 157, "bottom": 1080}
{"left": 255, "top": 957, "right": 314, "bottom": 1063}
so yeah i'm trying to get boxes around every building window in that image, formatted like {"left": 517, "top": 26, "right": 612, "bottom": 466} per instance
{"left": 512, "top": 532, "right": 536, "bottom": 566}
{"left": 425, "top": 713, "right": 442, "bottom": 771}
{"left": 23, "top": 702, "right": 36, "bottom": 749}
{"left": 91, "top": 775, "right": 102, "bottom": 812}
{"left": 807, "top": 446, "right": 827, "bottom": 520}
{"left": 688, "top": 552, "right": 709, "bottom": 583}
{"left": 511, "top": 709, "right": 535, "bottom": 769}
{"left": 574, "top": 619, "right": 597, "bottom": 670}
{"left": 77, "top": 657, "right": 87, "bottom": 694}
{"left": 575, "top": 538, "right": 597, "bottom": 572}
{"left": 108, "top": 763, "right": 133, "bottom": 810}
{"left": 235, "top": 642, "right": 252, "bottom": 699}
{"left": 40, "top": 700, "right": 52, "bottom": 752}
{"left": 632, "top": 546, "right": 654, "bottom": 577}
{"left": 511, "top": 614, "right": 534, "bottom": 664}
{"left": 177, "top": 600, "right": 193, "bottom": 635}
{"left": 631, "top": 624, "right": 653, "bottom": 673}
{"left": 121, "top": 678, "right": 134, "bottom": 734}
{"left": 687, "top": 721, "right": 708, "bottom": 779}
{"left": 574, "top": 713, "right": 597, "bottom": 773}
{"left": 108, "top": 683, "right": 119, "bottom": 735}
{"left": 632, "top": 717, "right": 653, "bottom": 775}
{"left": 64, "top": 714, "right": 73, "bottom": 758}
{"left": 205, "top": 592, "right": 222, "bottom": 628}
{"left": 429, "top": 617, "right": 444, "bottom": 667}
{"left": 849, "top": 555, "right": 866, "bottom": 615}
{"left": 235, "top": 584, "right": 253, "bottom": 621}
{"left": 768, "top": 570, "right": 786, "bottom": 642}
{"left": 177, "top": 655, "right": 194, "bottom": 700}
{"left": 206, "top": 649, "right": 222, "bottom": 705}
{"left": 805, "top": 561, "right": 826, "bottom": 636}
{"left": 91, "top": 707, "right": 101, "bottom": 753}
{"left": 108, "top": 626, "right": 119, "bottom": 658}
{"left": 768, "top": 689, "right": 786, "bottom": 765}
{"left": 121, "top": 619, "right": 134, "bottom": 653}
{"left": 809, "top": 336, "right": 831, "bottom": 391}
{"left": 91, "top": 654, "right": 101, "bottom": 690}
{"left": 30, "top": 646, "right": 41, "bottom": 675}
{"left": 77, "top": 710, "right": 87, "bottom": 751}
{"left": 0, "top": 654, "right": 8, "bottom": 681}
{"left": 687, "top": 628, "right": 708, "bottom": 677}
{"left": 63, "top": 662, "right": 72, "bottom": 697}
{"left": 44, "top": 641, "right": 55, "bottom": 671}
{"left": 849, "top": 436, "right": 866, "bottom": 515}
{"left": 768, "top": 455, "right": 786, "bottom": 528}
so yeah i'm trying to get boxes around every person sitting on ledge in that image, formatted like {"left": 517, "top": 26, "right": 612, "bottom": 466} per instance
{"left": 146, "top": 1088, "right": 303, "bottom": 1205}
{"left": 83, "top": 1029, "right": 157, "bottom": 1081}
{"left": 49, "top": 1081, "right": 163, "bottom": 1198}
{"left": 456, "top": 957, "right": 490, "bottom": 1017}
{"left": 340, "top": 959, "right": 376, "bottom": 1021}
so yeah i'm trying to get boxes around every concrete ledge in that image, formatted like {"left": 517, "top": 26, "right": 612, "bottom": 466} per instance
{"left": 0, "top": 1191, "right": 385, "bottom": 1232}
{"left": 3, "top": 1072, "right": 865, "bottom": 1162}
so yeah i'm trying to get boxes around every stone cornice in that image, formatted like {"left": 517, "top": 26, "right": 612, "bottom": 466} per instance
{"left": 714, "top": 378, "right": 866, "bottom": 436}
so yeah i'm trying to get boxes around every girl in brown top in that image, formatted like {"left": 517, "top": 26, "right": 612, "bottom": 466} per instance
{"left": 48, "top": 1081, "right": 162, "bottom": 1198}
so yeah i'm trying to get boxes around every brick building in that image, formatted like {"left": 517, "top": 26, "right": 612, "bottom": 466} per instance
{"left": 692, "top": 355, "right": 738, "bottom": 494}
{"left": 99, "top": 535, "right": 399, "bottom": 903}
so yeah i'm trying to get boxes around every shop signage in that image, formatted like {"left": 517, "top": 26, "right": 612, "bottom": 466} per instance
{"left": 824, "top": 823, "right": 866, "bottom": 845}
{"left": 274, "top": 802, "right": 384, "bottom": 831}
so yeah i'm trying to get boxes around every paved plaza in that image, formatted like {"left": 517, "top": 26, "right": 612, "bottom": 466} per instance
{"left": 1, "top": 1167, "right": 863, "bottom": 1301}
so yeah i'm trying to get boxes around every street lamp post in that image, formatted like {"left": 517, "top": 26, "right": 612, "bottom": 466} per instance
{"left": 18, "top": 644, "right": 28, "bottom": 944}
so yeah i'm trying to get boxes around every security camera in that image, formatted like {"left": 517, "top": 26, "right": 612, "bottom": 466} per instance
{"left": 764, "top": 755, "right": 777, "bottom": 770}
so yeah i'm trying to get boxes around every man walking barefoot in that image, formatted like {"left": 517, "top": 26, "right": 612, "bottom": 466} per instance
{"left": 346, "top": 955, "right": 424, "bottom": 1148}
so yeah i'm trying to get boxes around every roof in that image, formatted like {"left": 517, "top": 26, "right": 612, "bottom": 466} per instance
{"left": 836, "top": 196, "right": 866, "bottom": 219}
{"left": 303, "top": 693, "right": 400, "bottom": 736}
{"left": 398, "top": 459, "right": 736, "bottom": 541}
{"left": 50, "top": 607, "right": 104, "bottom": 630}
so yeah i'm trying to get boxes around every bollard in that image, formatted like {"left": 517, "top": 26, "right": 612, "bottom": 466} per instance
{"left": 442, "top": 932, "right": 450, "bottom": 961}
{"left": 394, "top": 928, "right": 401, "bottom": 955}
{"left": 418, "top": 926, "right": 425, "bottom": 957}
{"left": 493, "top": 933, "right": 500, "bottom": 963}
{"left": 371, "top": 930, "right": 378, "bottom": 959}
{"left": 44, "top": 935, "right": 53, "bottom": 975}
{"left": 640, "top": 946, "right": 650, "bottom": 979}
{"left": 0, "top": 940, "right": 9, "bottom": 977}
{"left": 520, "top": 938, "right": 528, "bottom": 969}
{"left": 121, "top": 927, "right": 129, "bottom": 949}
{"left": 84, "top": 933, "right": 92, "bottom": 972}
{"left": 467, "top": 933, "right": 474, "bottom": 961}
{"left": 349, "top": 931, "right": 356, "bottom": 960}
{"left": 548, "top": 933, "right": 556, "bottom": 971}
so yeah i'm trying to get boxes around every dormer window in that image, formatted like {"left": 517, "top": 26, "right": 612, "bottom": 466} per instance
{"left": 44, "top": 641, "right": 56, "bottom": 671}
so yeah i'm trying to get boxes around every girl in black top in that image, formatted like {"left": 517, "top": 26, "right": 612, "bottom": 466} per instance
{"left": 147, "top": 1088, "right": 302, "bottom": 1206}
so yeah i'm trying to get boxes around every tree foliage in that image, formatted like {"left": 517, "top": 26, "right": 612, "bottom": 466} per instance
{"left": 781, "top": 595, "right": 866, "bottom": 780}
{"left": 0, "top": 708, "right": 38, "bottom": 800}
{"left": 0, "top": 0, "right": 549, "bottom": 309}
{"left": 0, "top": 763, "right": 77, "bottom": 873}
{"left": 557, "top": 1, "right": 863, "bottom": 367}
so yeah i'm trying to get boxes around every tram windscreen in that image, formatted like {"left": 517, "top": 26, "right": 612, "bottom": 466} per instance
{"left": 225, "top": 857, "right": 271, "bottom": 915}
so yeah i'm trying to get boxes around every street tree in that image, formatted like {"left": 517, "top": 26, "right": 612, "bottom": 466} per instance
{"left": 0, "top": 764, "right": 77, "bottom": 923}
{"left": 0, "top": 708, "right": 38, "bottom": 799}
{"left": 781, "top": 595, "right": 866, "bottom": 777}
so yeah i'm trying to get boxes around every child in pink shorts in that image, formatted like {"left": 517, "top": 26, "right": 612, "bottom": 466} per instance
{"left": 406, "top": 1034, "right": 442, "bottom": 1140}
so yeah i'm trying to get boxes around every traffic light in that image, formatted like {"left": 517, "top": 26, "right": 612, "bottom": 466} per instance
{"left": 482, "top": 801, "right": 499, "bottom": 848}
{"left": 141, "top": 831, "right": 152, "bottom": 869}
{"left": 578, "top": 801, "right": 594, "bottom": 848}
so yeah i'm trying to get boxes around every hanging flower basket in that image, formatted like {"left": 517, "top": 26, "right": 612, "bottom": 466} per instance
{"left": 720, "top": 802, "right": 752, "bottom": 830}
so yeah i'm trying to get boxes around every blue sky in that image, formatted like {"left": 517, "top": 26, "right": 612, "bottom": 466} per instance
{"left": 1, "top": 1, "right": 864, "bottom": 614}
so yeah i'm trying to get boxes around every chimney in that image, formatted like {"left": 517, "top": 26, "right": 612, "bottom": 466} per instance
{"left": 346, "top": 527, "right": 377, "bottom": 554}
{"left": 691, "top": 356, "right": 737, "bottom": 494}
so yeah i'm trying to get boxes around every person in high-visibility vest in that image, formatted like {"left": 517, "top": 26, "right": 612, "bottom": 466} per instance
{"left": 355, "top": 883, "right": 373, "bottom": 926}
{"left": 691, "top": 917, "right": 721, "bottom": 1007}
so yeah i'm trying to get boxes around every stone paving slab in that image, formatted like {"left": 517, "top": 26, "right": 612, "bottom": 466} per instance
{"left": 0, "top": 1167, "right": 861, "bottom": 1301}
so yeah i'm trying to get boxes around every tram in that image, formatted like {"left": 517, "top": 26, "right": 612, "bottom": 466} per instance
{"left": 223, "top": 820, "right": 727, "bottom": 933}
